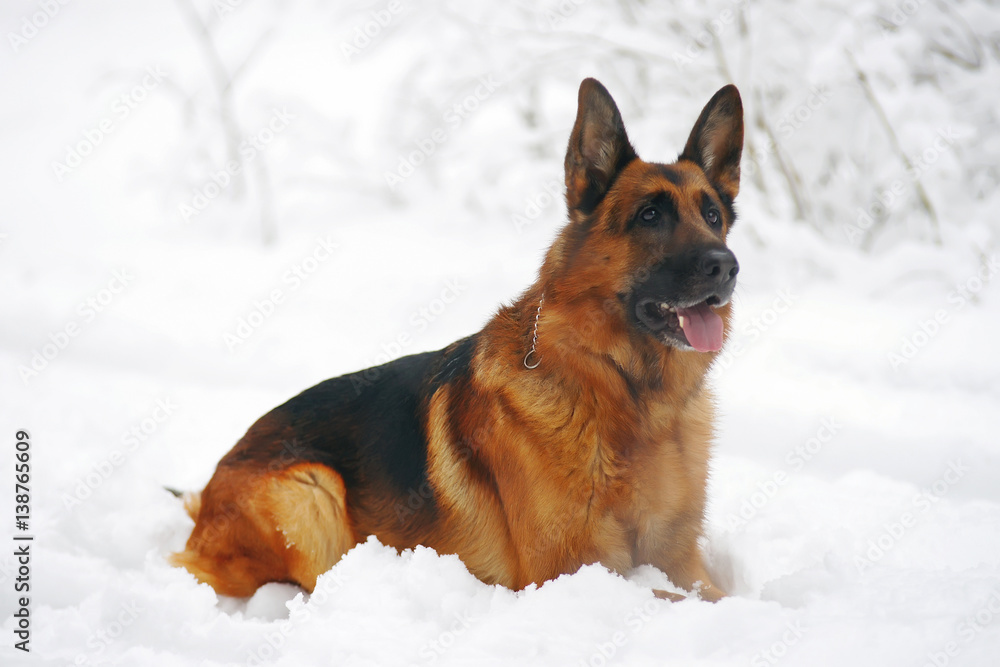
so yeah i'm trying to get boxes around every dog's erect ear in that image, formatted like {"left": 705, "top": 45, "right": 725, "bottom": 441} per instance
{"left": 680, "top": 85, "right": 744, "bottom": 202}
{"left": 564, "top": 78, "right": 637, "bottom": 214}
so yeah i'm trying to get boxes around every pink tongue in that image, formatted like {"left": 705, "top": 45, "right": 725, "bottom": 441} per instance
{"left": 676, "top": 303, "right": 724, "bottom": 352}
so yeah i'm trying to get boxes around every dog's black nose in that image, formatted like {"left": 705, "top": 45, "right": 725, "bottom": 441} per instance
{"left": 698, "top": 248, "right": 739, "bottom": 283}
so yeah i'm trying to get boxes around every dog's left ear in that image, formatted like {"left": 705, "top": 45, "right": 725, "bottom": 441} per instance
{"left": 680, "top": 85, "right": 744, "bottom": 202}
{"left": 565, "top": 78, "right": 637, "bottom": 215}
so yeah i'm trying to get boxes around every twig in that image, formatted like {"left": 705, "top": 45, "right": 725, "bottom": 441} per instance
{"left": 175, "top": 0, "right": 244, "bottom": 197}
{"left": 706, "top": 15, "right": 809, "bottom": 224}
{"left": 708, "top": 22, "right": 766, "bottom": 246}
{"left": 846, "top": 49, "right": 942, "bottom": 246}
{"left": 734, "top": 6, "right": 769, "bottom": 199}
{"left": 174, "top": 0, "right": 279, "bottom": 244}
{"left": 751, "top": 88, "right": 809, "bottom": 223}
{"left": 929, "top": 0, "right": 983, "bottom": 71}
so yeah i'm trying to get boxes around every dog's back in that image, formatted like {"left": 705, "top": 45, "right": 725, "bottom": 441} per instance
{"left": 172, "top": 339, "right": 471, "bottom": 595}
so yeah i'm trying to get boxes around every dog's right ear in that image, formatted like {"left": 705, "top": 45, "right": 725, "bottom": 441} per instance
{"left": 564, "top": 78, "right": 637, "bottom": 215}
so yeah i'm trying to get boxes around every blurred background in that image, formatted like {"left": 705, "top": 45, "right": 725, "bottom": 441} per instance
{"left": 2, "top": 0, "right": 1000, "bottom": 665}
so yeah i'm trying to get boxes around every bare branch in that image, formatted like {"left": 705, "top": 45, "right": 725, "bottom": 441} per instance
{"left": 174, "top": 0, "right": 244, "bottom": 196}
{"left": 751, "top": 88, "right": 809, "bottom": 224}
{"left": 846, "top": 49, "right": 941, "bottom": 246}
{"left": 227, "top": 26, "right": 278, "bottom": 93}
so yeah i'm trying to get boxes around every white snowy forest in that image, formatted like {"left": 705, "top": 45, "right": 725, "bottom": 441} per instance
{"left": 2, "top": 0, "right": 1000, "bottom": 665}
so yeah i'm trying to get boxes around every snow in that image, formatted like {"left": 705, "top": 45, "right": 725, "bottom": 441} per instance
{"left": 2, "top": 0, "right": 1000, "bottom": 665}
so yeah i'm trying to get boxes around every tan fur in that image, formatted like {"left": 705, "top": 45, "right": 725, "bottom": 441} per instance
{"left": 170, "top": 463, "right": 354, "bottom": 595}
{"left": 171, "top": 79, "right": 743, "bottom": 603}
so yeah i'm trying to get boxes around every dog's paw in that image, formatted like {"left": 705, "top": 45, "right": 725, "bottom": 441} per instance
{"left": 652, "top": 588, "right": 687, "bottom": 602}
{"left": 694, "top": 581, "right": 726, "bottom": 603}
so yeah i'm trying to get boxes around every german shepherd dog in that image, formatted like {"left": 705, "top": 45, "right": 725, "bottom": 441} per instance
{"left": 171, "top": 78, "right": 743, "bottom": 602}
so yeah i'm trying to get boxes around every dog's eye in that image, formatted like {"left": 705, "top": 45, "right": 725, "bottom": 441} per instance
{"left": 705, "top": 208, "right": 721, "bottom": 228}
{"left": 638, "top": 206, "right": 660, "bottom": 226}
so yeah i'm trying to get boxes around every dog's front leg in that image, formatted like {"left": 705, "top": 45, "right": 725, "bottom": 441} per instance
{"left": 639, "top": 524, "right": 726, "bottom": 602}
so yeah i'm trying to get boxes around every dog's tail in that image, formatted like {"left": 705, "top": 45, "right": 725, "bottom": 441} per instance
{"left": 164, "top": 486, "right": 202, "bottom": 520}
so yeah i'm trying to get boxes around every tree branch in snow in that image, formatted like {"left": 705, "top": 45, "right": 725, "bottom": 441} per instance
{"left": 929, "top": 0, "right": 984, "bottom": 71}
{"left": 751, "top": 87, "right": 810, "bottom": 225}
{"left": 846, "top": 49, "right": 941, "bottom": 248}
{"left": 174, "top": 0, "right": 277, "bottom": 244}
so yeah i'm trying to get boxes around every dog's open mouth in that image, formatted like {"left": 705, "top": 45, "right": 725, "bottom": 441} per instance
{"left": 635, "top": 297, "right": 724, "bottom": 352}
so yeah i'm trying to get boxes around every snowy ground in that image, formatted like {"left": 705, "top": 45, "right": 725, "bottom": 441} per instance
{"left": 2, "top": 0, "right": 1000, "bottom": 665}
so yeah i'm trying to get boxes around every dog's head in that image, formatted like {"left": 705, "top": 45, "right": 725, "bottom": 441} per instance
{"left": 549, "top": 78, "right": 743, "bottom": 354}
